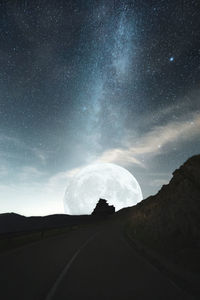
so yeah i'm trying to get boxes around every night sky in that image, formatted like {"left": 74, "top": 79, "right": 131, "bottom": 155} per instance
{"left": 0, "top": 0, "right": 200, "bottom": 216}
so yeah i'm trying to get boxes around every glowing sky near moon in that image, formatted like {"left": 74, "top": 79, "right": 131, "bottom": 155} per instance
{"left": 0, "top": 1, "right": 200, "bottom": 215}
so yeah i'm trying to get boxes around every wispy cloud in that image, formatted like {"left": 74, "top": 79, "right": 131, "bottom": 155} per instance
{"left": 17, "top": 166, "right": 45, "bottom": 182}
{"left": 95, "top": 112, "right": 200, "bottom": 167}
{"left": 0, "top": 134, "right": 48, "bottom": 163}
{"left": 95, "top": 148, "right": 144, "bottom": 167}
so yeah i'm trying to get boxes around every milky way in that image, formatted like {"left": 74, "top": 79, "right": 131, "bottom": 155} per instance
{"left": 0, "top": 0, "right": 200, "bottom": 215}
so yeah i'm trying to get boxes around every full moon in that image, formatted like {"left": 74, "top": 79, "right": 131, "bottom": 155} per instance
{"left": 64, "top": 163, "right": 143, "bottom": 215}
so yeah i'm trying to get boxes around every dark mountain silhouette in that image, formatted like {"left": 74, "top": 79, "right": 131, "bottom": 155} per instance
{"left": 92, "top": 198, "right": 115, "bottom": 216}
{"left": 0, "top": 213, "right": 98, "bottom": 236}
{"left": 124, "top": 154, "right": 200, "bottom": 272}
{"left": 0, "top": 201, "right": 115, "bottom": 237}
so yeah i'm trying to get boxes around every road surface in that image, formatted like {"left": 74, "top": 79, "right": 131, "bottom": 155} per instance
{"left": 0, "top": 221, "right": 193, "bottom": 300}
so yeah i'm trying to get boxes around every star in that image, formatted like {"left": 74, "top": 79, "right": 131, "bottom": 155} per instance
{"left": 169, "top": 57, "right": 174, "bottom": 62}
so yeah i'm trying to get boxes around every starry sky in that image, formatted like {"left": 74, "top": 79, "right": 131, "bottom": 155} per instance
{"left": 0, "top": 0, "right": 200, "bottom": 216}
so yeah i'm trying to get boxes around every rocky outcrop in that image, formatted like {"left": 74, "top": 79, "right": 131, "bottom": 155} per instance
{"left": 92, "top": 199, "right": 115, "bottom": 216}
{"left": 128, "top": 155, "right": 200, "bottom": 272}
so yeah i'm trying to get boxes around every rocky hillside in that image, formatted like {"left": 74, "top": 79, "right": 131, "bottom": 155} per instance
{"left": 127, "top": 154, "right": 200, "bottom": 272}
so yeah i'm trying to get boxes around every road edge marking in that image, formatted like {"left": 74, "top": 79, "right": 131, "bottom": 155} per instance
{"left": 45, "top": 232, "right": 98, "bottom": 300}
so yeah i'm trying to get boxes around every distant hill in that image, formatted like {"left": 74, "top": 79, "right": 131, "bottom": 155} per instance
{"left": 0, "top": 213, "right": 97, "bottom": 236}
{"left": 126, "top": 154, "right": 200, "bottom": 272}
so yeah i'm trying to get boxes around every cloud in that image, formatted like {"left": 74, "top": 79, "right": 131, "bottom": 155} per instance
{"left": 56, "top": 111, "right": 200, "bottom": 174}
{"left": 96, "top": 112, "right": 200, "bottom": 167}
{"left": 135, "top": 90, "right": 200, "bottom": 133}
{"left": 17, "top": 166, "right": 45, "bottom": 182}
{"left": 0, "top": 134, "right": 48, "bottom": 163}
{"left": 96, "top": 148, "right": 144, "bottom": 167}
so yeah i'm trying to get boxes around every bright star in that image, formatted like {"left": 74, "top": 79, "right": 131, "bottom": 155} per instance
{"left": 169, "top": 57, "right": 174, "bottom": 62}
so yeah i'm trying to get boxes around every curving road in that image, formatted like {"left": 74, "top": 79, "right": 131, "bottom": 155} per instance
{"left": 0, "top": 221, "right": 193, "bottom": 300}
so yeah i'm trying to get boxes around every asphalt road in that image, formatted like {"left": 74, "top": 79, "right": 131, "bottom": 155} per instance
{"left": 0, "top": 221, "right": 193, "bottom": 300}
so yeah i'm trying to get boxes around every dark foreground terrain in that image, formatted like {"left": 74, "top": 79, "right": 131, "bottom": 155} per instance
{"left": 0, "top": 219, "right": 193, "bottom": 300}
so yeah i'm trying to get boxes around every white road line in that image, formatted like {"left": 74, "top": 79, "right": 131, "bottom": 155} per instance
{"left": 45, "top": 232, "right": 98, "bottom": 300}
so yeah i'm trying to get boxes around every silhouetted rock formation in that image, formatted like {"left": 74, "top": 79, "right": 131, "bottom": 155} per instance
{"left": 92, "top": 199, "right": 115, "bottom": 216}
{"left": 127, "top": 154, "right": 200, "bottom": 272}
